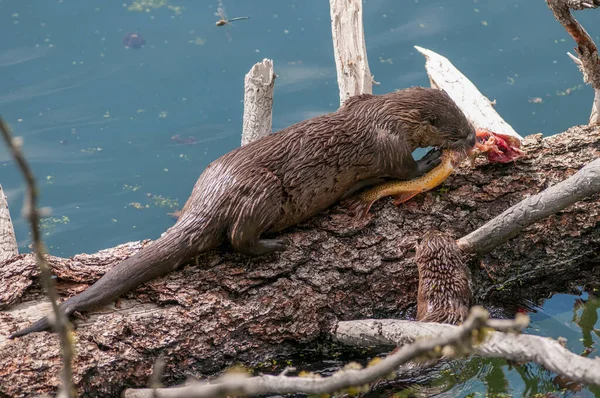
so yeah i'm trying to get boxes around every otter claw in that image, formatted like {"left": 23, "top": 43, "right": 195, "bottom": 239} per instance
{"left": 345, "top": 198, "right": 374, "bottom": 219}
{"left": 417, "top": 148, "right": 442, "bottom": 175}
{"left": 262, "top": 239, "right": 289, "bottom": 252}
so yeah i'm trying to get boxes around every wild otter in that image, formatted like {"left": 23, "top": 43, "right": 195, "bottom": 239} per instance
{"left": 11, "top": 87, "right": 475, "bottom": 338}
{"left": 416, "top": 230, "right": 472, "bottom": 325}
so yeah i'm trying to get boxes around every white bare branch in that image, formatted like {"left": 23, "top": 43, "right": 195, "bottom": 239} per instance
{"left": 457, "top": 156, "right": 600, "bottom": 254}
{"left": 329, "top": 0, "right": 373, "bottom": 105}
{"left": 414, "top": 45, "right": 523, "bottom": 141}
{"left": 334, "top": 317, "right": 600, "bottom": 386}
{"left": 567, "top": 51, "right": 583, "bottom": 66}
{"left": 241, "top": 59, "right": 276, "bottom": 146}
{"left": 0, "top": 183, "right": 18, "bottom": 262}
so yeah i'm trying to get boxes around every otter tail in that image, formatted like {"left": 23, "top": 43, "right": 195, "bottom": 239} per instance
{"left": 10, "top": 218, "right": 216, "bottom": 338}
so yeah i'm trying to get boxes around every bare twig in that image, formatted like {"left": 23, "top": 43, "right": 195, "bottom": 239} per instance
{"left": 0, "top": 118, "right": 75, "bottom": 398}
{"left": 335, "top": 316, "right": 600, "bottom": 386}
{"left": 563, "top": 0, "right": 600, "bottom": 10}
{"left": 457, "top": 157, "right": 600, "bottom": 254}
{"left": 241, "top": 59, "right": 276, "bottom": 146}
{"left": 547, "top": 0, "right": 600, "bottom": 124}
{"left": 329, "top": 0, "right": 373, "bottom": 105}
{"left": 0, "top": 183, "right": 18, "bottom": 262}
{"left": 122, "top": 307, "right": 521, "bottom": 398}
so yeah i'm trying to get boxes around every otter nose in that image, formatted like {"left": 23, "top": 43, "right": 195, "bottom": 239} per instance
{"left": 465, "top": 129, "right": 476, "bottom": 149}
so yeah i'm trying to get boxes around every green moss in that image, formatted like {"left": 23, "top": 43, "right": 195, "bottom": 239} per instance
{"left": 40, "top": 215, "right": 70, "bottom": 231}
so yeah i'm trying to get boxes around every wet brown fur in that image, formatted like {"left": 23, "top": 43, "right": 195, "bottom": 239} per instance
{"left": 416, "top": 231, "right": 472, "bottom": 325}
{"left": 11, "top": 87, "right": 475, "bottom": 338}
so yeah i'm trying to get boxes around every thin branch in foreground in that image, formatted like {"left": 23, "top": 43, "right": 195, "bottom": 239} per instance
{"left": 547, "top": 0, "right": 600, "bottom": 124}
{"left": 457, "top": 156, "right": 600, "bottom": 255}
{"left": 122, "top": 307, "right": 524, "bottom": 398}
{"left": 334, "top": 317, "right": 600, "bottom": 387}
{"left": 0, "top": 118, "right": 75, "bottom": 398}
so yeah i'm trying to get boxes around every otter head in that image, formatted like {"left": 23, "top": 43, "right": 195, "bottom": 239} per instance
{"left": 382, "top": 87, "right": 476, "bottom": 154}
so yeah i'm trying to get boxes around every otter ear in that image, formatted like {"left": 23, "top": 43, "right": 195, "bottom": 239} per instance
{"left": 428, "top": 117, "right": 438, "bottom": 127}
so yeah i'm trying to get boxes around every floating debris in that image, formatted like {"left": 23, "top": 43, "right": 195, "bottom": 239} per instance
{"left": 123, "top": 184, "right": 142, "bottom": 192}
{"left": 171, "top": 134, "right": 197, "bottom": 145}
{"left": 123, "top": 32, "right": 146, "bottom": 49}
{"left": 167, "top": 209, "right": 181, "bottom": 220}
{"left": 148, "top": 193, "right": 179, "bottom": 208}
{"left": 81, "top": 147, "right": 103, "bottom": 154}
{"left": 40, "top": 215, "right": 70, "bottom": 232}
{"left": 557, "top": 84, "right": 583, "bottom": 96}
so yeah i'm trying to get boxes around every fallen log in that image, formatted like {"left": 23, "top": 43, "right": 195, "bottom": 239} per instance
{"left": 0, "top": 124, "right": 599, "bottom": 396}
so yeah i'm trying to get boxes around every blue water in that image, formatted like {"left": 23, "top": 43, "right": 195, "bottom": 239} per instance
{"left": 1, "top": 0, "right": 598, "bottom": 395}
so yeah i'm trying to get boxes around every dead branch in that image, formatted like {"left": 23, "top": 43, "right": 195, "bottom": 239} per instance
{"left": 0, "top": 119, "right": 75, "bottom": 398}
{"left": 0, "top": 183, "right": 18, "bottom": 262}
{"left": 241, "top": 59, "right": 276, "bottom": 146}
{"left": 563, "top": 0, "right": 600, "bottom": 10}
{"left": 329, "top": 0, "right": 373, "bottom": 105}
{"left": 547, "top": 0, "right": 600, "bottom": 124}
{"left": 122, "top": 307, "right": 523, "bottom": 398}
{"left": 414, "top": 46, "right": 523, "bottom": 141}
{"left": 458, "top": 157, "right": 600, "bottom": 254}
{"left": 335, "top": 316, "right": 600, "bottom": 387}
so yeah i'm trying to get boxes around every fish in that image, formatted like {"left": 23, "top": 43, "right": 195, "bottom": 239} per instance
{"left": 346, "top": 128, "right": 527, "bottom": 218}
{"left": 346, "top": 149, "right": 464, "bottom": 218}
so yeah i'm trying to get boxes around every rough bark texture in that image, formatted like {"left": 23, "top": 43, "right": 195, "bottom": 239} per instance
{"left": 0, "top": 126, "right": 599, "bottom": 397}
{"left": 0, "top": 183, "right": 18, "bottom": 262}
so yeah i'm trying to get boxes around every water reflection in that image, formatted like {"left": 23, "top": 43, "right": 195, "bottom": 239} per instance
{"left": 573, "top": 288, "right": 600, "bottom": 350}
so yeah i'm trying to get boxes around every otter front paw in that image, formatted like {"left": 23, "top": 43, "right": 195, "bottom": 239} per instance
{"left": 344, "top": 197, "right": 375, "bottom": 219}
{"left": 416, "top": 148, "right": 442, "bottom": 175}
{"left": 260, "top": 238, "right": 290, "bottom": 253}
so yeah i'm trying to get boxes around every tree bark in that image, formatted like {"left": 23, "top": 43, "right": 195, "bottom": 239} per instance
{"left": 0, "top": 125, "right": 599, "bottom": 397}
